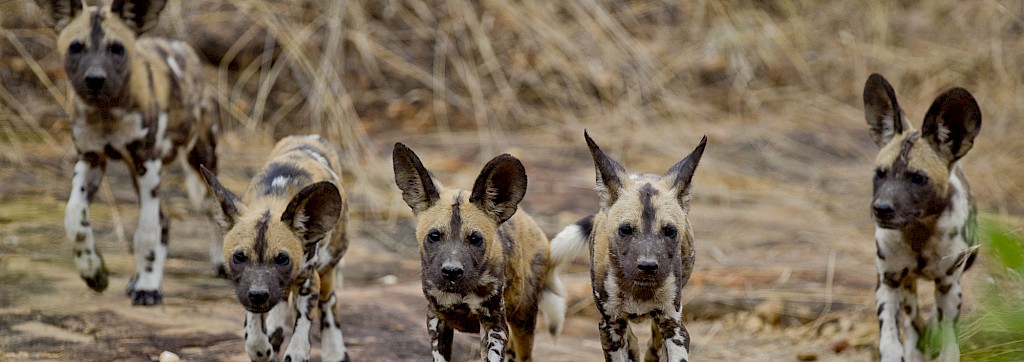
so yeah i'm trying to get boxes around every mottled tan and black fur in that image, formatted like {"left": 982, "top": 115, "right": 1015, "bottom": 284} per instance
{"left": 392, "top": 143, "right": 567, "bottom": 362}
{"left": 202, "top": 135, "right": 350, "bottom": 362}
{"left": 864, "top": 74, "right": 981, "bottom": 362}
{"left": 550, "top": 132, "right": 706, "bottom": 362}
{"left": 36, "top": 0, "right": 220, "bottom": 305}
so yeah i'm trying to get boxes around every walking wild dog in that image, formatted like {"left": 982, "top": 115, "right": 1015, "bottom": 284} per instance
{"left": 201, "top": 135, "right": 350, "bottom": 362}
{"left": 863, "top": 74, "right": 981, "bottom": 362}
{"left": 550, "top": 132, "right": 706, "bottom": 362}
{"left": 392, "top": 143, "right": 568, "bottom": 362}
{"left": 36, "top": 0, "right": 220, "bottom": 305}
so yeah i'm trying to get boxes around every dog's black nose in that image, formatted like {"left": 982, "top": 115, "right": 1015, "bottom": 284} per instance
{"left": 873, "top": 203, "right": 895, "bottom": 219}
{"left": 638, "top": 261, "right": 659, "bottom": 274}
{"left": 441, "top": 265, "right": 464, "bottom": 280}
{"left": 248, "top": 290, "right": 270, "bottom": 305}
{"left": 84, "top": 73, "right": 106, "bottom": 91}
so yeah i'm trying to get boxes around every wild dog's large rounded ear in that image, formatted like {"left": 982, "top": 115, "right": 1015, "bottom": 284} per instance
{"left": 664, "top": 136, "right": 707, "bottom": 208}
{"left": 110, "top": 0, "right": 167, "bottom": 35}
{"left": 199, "top": 165, "right": 246, "bottom": 231}
{"left": 282, "top": 181, "right": 343, "bottom": 244}
{"left": 393, "top": 143, "right": 440, "bottom": 214}
{"left": 34, "top": 0, "right": 84, "bottom": 32}
{"left": 585, "top": 130, "right": 626, "bottom": 210}
{"left": 864, "top": 73, "right": 909, "bottom": 147}
{"left": 921, "top": 87, "right": 982, "bottom": 164}
{"left": 470, "top": 154, "right": 527, "bottom": 224}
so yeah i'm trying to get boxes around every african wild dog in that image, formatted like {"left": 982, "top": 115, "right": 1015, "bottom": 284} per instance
{"left": 550, "top": 131, "right": 706, "bottom": 362}
{"left": 201, "top": 135, "right": 350, "bottom": 362}
{"left": 864, "top": 74, "right": 981, "bottom": 362}
{"left": 392, "top": 143, "right": 568, "bottom": 362}
{"left": 36, "top": 0, "right": 220, "bottom": 305}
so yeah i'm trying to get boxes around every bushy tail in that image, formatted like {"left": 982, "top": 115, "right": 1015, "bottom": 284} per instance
{"left": 539, "top": 216, "right": 594, "bottom": 340}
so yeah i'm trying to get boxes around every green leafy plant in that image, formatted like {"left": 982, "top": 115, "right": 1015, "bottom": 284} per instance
{"left": 958, "top": 217, "right": 1024, "bottom": 362}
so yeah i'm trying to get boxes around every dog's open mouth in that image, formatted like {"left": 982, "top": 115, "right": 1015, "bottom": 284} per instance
{"left": 241, "top": 300, "right": 277, "bottom": 314}
{"left": 631, "top": 278, "right": 661, "bottom": 288}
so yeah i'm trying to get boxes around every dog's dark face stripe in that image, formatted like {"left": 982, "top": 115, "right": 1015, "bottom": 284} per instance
{"left": 640, "top": 184, "right": 658, "bottom": 234}
{"left": 89, "top": 11, "right": 104, "bottom": 46}
{"left": 253, "top": 211, "right": 270, "bottom": 261}
{"left": 449, "top": 194, "right": 463, "bottom": 236}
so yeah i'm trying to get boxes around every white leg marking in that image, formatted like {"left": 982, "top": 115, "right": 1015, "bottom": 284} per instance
{"left": 132, "top": 160, "right": 165, "bottom": 293}
{"left": 901, "top": 281, "right": 922, "bottom": 362}
{"left": 320, "top": 293, "right": 348, "bottom": 361}
{"left": 285, "top": 278, "right": 316, "bottom": 361}
{"left": 245, "top": 312, "right": 273, "bottom": 362}
{"left": 66, "top": 160, "right": 104, "bottom": 281}
{"left": 877, "top": 276, "right": 904, "bottom": 361}
{"left": 483, "top": 328, "right": 507, "bottom": 362}
{"left": 935, "top": 274, "right": 964, "bottom": 362}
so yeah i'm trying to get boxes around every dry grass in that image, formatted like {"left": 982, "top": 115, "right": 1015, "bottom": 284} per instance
{"left": 4, "top": 0, "right": 1022, "bottom": 211}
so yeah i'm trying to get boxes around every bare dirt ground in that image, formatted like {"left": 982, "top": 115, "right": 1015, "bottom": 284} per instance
{"left": 4, "top": 123, "right": 996, "bottom": 362}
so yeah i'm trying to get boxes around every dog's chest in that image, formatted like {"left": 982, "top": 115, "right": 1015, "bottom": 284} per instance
{"left": 72, "top": 107, "right": 156, "bottom": 155}
{"left": 600, "top": 272, "right": 678, "bottom": 319}
{"left": 428, "top": 290, "right": 492, "bottom": 332}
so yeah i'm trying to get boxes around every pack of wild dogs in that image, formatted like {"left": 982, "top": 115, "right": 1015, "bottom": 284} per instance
{"left": 34, "top": 0, "right": 983, "bottom": 361}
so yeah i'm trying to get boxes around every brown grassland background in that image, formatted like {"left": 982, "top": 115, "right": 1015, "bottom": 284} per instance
{"left": 1, "top": 0, "right": 1023, "bottom": 360}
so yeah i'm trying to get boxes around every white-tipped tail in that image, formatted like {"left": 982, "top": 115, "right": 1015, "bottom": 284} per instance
{"left": 539, "top": 288, "right": 567, "bottom": 339}
{"left": 541, "top": 216, "right": 594, "bottom": 340}
{"left": 549, "top": 220, "right": 592, "bottom": 274}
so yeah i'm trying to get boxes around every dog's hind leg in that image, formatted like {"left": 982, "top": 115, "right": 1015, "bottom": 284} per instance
{"left": 183, "top": 119, "right": 224, "bottom": 276}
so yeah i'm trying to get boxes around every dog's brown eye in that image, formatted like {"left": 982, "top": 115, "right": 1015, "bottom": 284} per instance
{"left": 618, "top": 224, "right": 633, "bottom": 237}
{"left": 874, "top": 168, "right": 886, "bottom": 180}
{"left": 274, "top": 252, "right": 290, "bottom": 266}
{"left": 427, "top": 231, "right": 442, "bottom": 243}
{"left": 467, "top": 233, "right": 483, "bottom": 246}
{"left": 231, "top": 251, "right": 247, "bottom": 265}
{"left": 68, "top": 41, "right": 85, "bottom": 54}
{"left": 909, "top": 172, "right": 928, "bottom": 185}
{"left": 108, "top": 42, "right": 125, "bottom": 56}
{"left": 662, "top": 225, "right": 677, "bottom": 238}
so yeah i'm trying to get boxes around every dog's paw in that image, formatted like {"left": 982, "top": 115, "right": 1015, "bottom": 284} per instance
{"left": 80, "top": 263, "right": 109, "bottom": 292}
{"left": 130, "top": 289, "right": 163, "bottom": 306}
{"left": 246, "top": 347, "right": 275, "bottom": 362}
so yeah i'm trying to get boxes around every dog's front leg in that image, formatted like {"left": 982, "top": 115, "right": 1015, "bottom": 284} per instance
{"left": 66, "top": 152, "right": 109, "bottom": 292}
{"left": 244, "top": 311, "right": 274, "bottom": 362}
{"left": 599, "top": 315, "right": 637, "bottom": 362}
{"left": 479, "top": 313, "right": 509, "bottom": 362}
{"left": 265, "top": 300, "right": 289, "bottom": 359}
{"left": 653, "top": 309, "right": 690, "bottom": 362}
{"left": 427, "top": 312, "right": 454, "bottom": 362}
{"left": 877, "top": 263, "right": 908, "bottom": 362}
{"left": 318, "top": 268, "right": 350, "bottom": 362}
{"left": 284, "top": 270, "right": 320, "bottom": 362}
{"left": 933, "top": 272, "right": 964, "bottom": 361}
{"left": 127, "top": 157, "right": 167, "bottom": 305}
{"left": 900, "top": 279, "right": 923, "bottom": 362}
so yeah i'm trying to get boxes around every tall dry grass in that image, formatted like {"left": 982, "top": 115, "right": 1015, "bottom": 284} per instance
{"left": 6, "top": 0, "right": 1022, "bottom": 214}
